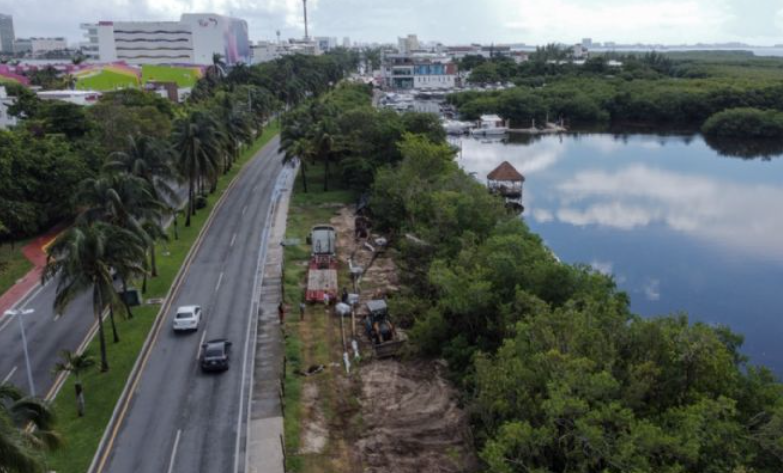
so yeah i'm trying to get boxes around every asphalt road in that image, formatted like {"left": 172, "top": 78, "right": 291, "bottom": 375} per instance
{"left": 98, "top": 137, "right": 285, "bottom": 473}
{"left": 0, "top": 165, "right": 190, "bottom": 399}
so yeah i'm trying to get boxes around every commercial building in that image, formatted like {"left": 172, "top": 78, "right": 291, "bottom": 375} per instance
{"left": 13, "top": 38, "right": 31, "bottom": 55}
{"left": 80, "top": 13, "right": 250, "bottom": 65}
{"left": 31, "top": 37, "right": 68, "bottom": 56}
{"left": 315, "top": 36, "right": 337, "bottom": 52}
{"left": 397, "top": 34, "right": 420, "bottom": 53}
{"left": 381, "top": 53, "right": 457, "bottom": 90}
{"left": 0, "top": 14, "right": 14, "bottom": 55}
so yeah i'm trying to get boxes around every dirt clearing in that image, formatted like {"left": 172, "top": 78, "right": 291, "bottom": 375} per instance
{"left": 356, "top": 360, "right": 477, "bottom": 473}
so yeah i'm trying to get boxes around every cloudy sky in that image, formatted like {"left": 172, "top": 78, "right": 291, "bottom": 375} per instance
{"left": 2, "top": 0, "right": 783, "bottom": 46}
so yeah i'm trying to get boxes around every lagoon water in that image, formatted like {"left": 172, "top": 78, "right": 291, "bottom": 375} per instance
{"left": 453, "top": 133, "right": 783, "bottom": 376}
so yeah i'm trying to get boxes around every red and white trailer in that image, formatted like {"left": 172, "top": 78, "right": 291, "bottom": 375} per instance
{"left": 305, "top": 225, "right": 338, "bottom": 302}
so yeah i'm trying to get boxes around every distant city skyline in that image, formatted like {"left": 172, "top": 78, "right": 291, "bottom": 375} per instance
{"left": 1, "top": 0, "right": 782, "bottom": 47}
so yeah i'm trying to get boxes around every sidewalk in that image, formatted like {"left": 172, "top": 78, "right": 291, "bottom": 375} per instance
{"left": 0, "top": 226, "right": 62, "bottom": 315}
{"left": 247, "top": 166, "right": 296, "bottom": 473}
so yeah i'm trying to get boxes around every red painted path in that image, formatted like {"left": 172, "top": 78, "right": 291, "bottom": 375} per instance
{"left": 0, "top": 227, "right": 61, "bottom": 315}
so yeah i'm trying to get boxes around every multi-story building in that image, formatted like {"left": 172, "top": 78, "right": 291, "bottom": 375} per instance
{"left": 342, "top": 37, "right": 350, "bottom": 48}
{"left": 397, "top": 34, "right": 419, "bottom": 54}
{"left": 314, "top": 36, "right": 337, "bottom": 52}
{"left": 251, "top": 41, "right": 283, "bottom": 64}
{"left": 0, "top": 14, "right": 15, "bottom": 55}
{"left": 0, "top": 86, "right": 17, "bottom": 129}
{"left": 31, "top": 37, "right": 68, "bottom": 56}
{"left": 80, "top": 13, "right": 250, "bottom": 65}
{"left": 13, "top": 38, "right": 31, "bottom": 55}
{"left": 382, "top": 53, "right": 457, "bottom": 90}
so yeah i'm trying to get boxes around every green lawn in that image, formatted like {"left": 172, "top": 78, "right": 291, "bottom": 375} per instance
{"left": 0, "top": 241, "right": 33, "bottom": 297}
{"left": 142, "top": 65, "right": 200, "bottom": 87}
{"left": 76, "top": 70, "right": 139, "bottom": 91}
{"left": 45, "top": 121, "right": 280, "bottom": 473}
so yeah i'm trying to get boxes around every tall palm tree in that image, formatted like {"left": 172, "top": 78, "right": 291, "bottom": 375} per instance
{"left": 104, "top": 134, "right": 180, "bottom": 207}
{"left": 52, "top": 350, "right": 95, "bottom": 417}
{"left": 172, "top": 111, "right": 223, "bottom": 226}
{"left": 43, "top": 223, "right": 146, "bottom": 371}
{"left": 207, "top": 53, "right": 227, "bottom": 84}
{"left": 281, "top": 138, "right": 314, "bottom": 193}
{"left": 0, "top": 383, "right": 61, "bottom": 473}
{"left": 314, "top": 126, "right": 335, "bottom": 191}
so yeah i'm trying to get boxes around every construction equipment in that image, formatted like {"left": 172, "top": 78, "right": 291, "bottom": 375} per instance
{"left": 364, "top": 299, "right": 404, "bottom": 358}
{"left": 305, "top": 225, "right": 338, "bottom": 302}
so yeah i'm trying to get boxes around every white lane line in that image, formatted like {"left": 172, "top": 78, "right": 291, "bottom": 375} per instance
{"left": 197, "top": 331, "right": 207, "bottom": 360}
{"left": 3, "top": 366, "right": 18, "bottom": 384}
{"left": 166, "top": 429, "right": 182, "bottom": 473}
{"left": 230, "top": 233, "right": 237, "bottom": 247}
{"left": 215, "top": 272, "right": 224, "bottom": 293}
{"left": 53, "top": 313, "right": 61, "bottom": 322}
{"left": 242, "top": 205, "right": 247, "bottom": 215}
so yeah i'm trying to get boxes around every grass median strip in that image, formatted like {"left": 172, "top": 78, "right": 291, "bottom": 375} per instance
{"left": 45, "top": 122, "right": 279, "bottom": 473}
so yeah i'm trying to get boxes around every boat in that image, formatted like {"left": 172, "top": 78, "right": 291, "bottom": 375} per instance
{"left": 470, "top": 114, "right": 508, "bottom": 136}
{"left": 442, "top": 119, "right": 472, "bottom": 135}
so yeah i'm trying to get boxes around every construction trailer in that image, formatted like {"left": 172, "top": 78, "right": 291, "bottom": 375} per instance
{"left": 305, "top": 225, "right": 338, "bottom": 302}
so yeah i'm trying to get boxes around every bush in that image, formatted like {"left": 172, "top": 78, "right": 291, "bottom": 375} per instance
{"left": 702, "top": 107, "right": 783, "bottom": 138}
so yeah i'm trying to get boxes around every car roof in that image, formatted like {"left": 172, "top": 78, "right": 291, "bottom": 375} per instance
{"left": 176, "top": 305, "right": 200, "bottom": 312}
{"left": 204, "top": 338, "right": 228, "bottom": 347}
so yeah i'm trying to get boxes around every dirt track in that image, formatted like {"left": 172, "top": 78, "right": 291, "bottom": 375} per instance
{"left": 357, "top": 360, "right": 477, "bottom": 473}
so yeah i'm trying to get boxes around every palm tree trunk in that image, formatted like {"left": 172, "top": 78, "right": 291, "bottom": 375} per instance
{"left": 94, "top": 285, "right": 109, "bottom": 371}
{"left": 150, "top": 245, "right": 157, "bottom": 277}
{"left": 324, "top": 155, "right": 329, "bottom": 192}
{"left": 121, "top": 278, "right": 134, "bottom": 319}
{"left": 75, "top": 381, "right": 85, "bottom": 417}
{"left": 301, "top": 161, "right": 308, "bottom": 193}
{"left": 186, "top": 178, "right": 193, "bottom": 227}
{"left": 108, "top": 303, "right": 120, "bottom": 343}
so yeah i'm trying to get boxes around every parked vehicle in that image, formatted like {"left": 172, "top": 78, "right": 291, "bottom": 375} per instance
{"left": 364, "top": 299, "right": 404, "bottom": 358}
{"left": 306, "top": 225, "right": 338, "bottom": 302}
{"left": 200, "top": 339, "right": 232, "bottom": 372}
{"left": 172, "top": 305, "right": 202, "bottom": 332}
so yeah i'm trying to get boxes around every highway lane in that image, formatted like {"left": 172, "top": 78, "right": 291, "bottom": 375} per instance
{"left": 99, "top": 137, "right": 285, "bottom": 472}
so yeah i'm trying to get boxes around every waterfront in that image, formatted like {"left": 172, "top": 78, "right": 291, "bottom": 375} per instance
{"left": 454, "top": 133, "right": 783, "bottom": 375}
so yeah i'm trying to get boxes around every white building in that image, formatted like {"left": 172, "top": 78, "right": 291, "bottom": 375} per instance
{"left": 0, "top": 86, "right": 18, "bottom": 129}
{"left": 80, "top": 13, "right": 250, "bottom": 65}
{"left": 314, "top": 36, "right": 337, "bottom": 52}
{"left": 31, "top": 37, "right": 68, "bottom": 56}
{"left": 251, "top": 41, "right": 283, "bottom": 64}
{"left": 37, "top": 90, "right": 102, "bottom": 106}
{"left": 397, "top": 34, "right": 420, "bottom": 53}
{"left": 382, "top": 53, "right": 458, "bottom": 90}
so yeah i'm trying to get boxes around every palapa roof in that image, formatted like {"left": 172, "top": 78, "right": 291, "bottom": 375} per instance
{"left": 487, "top": 161, "right": 525, "bottom": 182}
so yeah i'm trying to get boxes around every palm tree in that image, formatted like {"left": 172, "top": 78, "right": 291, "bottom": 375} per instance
{"left": 0, "top": 383, "right": 61, "bottom": 473}
{"left": 104, "top": 134, "right": 180, "bottom": 207}
{"left": 52, "top": 350, "right": 95, "bottom": 417}
{"left": 43, "top": 223, "right": 146, "bottom": 371}
{"left": 172, "top": 111, "right": 223, "bottom": 226}
{"left": 314, "top": 126, "right": 335, "bottom": 191}
{"left": 281, "top": 138, "right": 314, "bottom": 193}
{"left": 207, "top": 53, "right": 227, "bottom": 84}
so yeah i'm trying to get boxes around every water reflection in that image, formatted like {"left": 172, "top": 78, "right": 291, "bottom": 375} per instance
{"left": 456, "top": 133, "right": 783, "bottom": 373}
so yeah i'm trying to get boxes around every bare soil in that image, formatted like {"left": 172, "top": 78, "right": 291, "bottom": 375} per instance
{"left": 357, "top": 359, "right": 477, "bottom": 473}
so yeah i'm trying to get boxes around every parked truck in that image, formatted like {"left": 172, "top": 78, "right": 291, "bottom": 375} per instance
{"left": 305, "top": 225, "right": 338, "bottom": 302}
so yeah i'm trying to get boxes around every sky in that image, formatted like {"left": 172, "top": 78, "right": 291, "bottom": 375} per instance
{"left": 2, "top": 0, "right": 783, "bottom": 46}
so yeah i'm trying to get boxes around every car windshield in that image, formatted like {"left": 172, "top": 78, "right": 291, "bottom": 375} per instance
{"left": 176, "top": 312, "right": 193, "bottom": 319}
{"left": 204, "top": 346, "right": 223, "bottom": 357}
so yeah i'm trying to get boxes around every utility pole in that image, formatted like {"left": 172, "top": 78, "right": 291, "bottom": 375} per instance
{"left": 303, "top": 0, "right": 309, "bottom": 40}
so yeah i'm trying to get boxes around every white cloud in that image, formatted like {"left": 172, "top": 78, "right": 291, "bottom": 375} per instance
{"left": 590, "top": 260, "right": 614, "bottom": 276}
{"left": 501, "top": 0, "right": 735, "bottom": 43}
{"left": 553, "top": 164, "right": 783, "bottom": 262}
{"left": 643, "top": 278, "right": 661, "bottom": 301}
{"left": 532, "top": 208, "right": 554, "bottom": 223}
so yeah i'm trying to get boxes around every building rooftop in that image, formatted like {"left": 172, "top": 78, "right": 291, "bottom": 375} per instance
{"left": 487, "top": 161, "right": 525, "bottom": 182}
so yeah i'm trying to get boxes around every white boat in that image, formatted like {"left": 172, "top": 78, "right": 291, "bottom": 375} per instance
{"left": 442, "top": 119, "right": 472, "bottom": 135}
{"left": 470, "top": 114, "right": 508, "bottom": 136}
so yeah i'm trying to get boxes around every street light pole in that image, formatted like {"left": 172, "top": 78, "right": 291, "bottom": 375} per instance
{"left": 4, "top": 309, "right": 35, "bottom": 396}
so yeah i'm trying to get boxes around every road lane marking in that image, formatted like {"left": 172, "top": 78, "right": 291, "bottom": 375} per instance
{"left": 215, "top": 272, "right": 224, "bottom": 293}
{"left": 166, "top": 429, "right": 182, "bottom": 473}
{"left": 3, "top": 366, "right": 17, "bottom": 384}
{"left": 92, "top": 135, "right": 279, "bottom": 473}
{"left": 197, "top": 331, "right": 207, "bottom": 360}
{"left": 230, "top": 233, "right": 237, "bottom": 247}
{"left": 242, "top": 205, "right": 248, "bottom": 215}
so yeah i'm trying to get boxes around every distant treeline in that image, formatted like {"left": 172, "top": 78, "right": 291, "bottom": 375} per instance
{"left": 451, "top": 46, "right": 783, "bottom": 140}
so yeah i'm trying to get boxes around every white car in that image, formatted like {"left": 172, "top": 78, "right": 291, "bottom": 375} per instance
{"left": 173, "top": 305, "right": 202, "bottom": 332}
